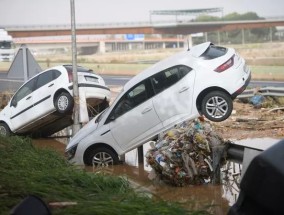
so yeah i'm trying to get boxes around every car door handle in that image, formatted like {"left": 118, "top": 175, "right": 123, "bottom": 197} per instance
{"left": 26, "top": 96, "right": 31, "bottom": 100}
{"left": 142, "top": 107, "right": 152, "bottom": 114}
{"left": 179, "top": 86, "right": 189, "bottom": 93}
{"left": 48, "top": 83, "right": 54, "bottom": 87}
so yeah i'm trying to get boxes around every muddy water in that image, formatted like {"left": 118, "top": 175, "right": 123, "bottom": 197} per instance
{"left": 86, "top": 163, "right": 231, "bottom": 214}
{"left": 85, "top": 143, "right": 235, "bottom": 215}
{"left": 33, "top": 139, "right": 234, "bottom": 214}
{"left": 33, "top": 138, "right": 282, "bottom": 215}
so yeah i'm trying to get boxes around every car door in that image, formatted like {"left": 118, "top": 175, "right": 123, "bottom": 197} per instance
{"left": 31, "top": 70, "right": 62, "bottom": 119}
{"left": 151, "top": 65, "right": 196, "bottom": 129}
{"left": 9, "top": 77, "right": 37, "bottom": 131}
{"left": 108, "top": 80, "right": 162, "bottom": 151}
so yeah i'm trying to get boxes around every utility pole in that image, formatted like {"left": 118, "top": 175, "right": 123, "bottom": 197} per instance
{"left": 70, "top": 0, "right": 80, "bottom": 136}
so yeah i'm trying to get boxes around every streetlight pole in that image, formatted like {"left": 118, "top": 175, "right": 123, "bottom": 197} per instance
{"left": 70, "top": 0, "right": 80, "bottom": 136}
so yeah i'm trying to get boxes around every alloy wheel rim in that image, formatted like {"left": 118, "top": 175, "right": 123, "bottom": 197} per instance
{"left": 92, "top": 152, "right": 114, "bottom": 167}
{"left": 206, "top": 96, "right": 228, "bottom": 119}
{"left": 58, "top": 95, "right": 68, "bottom": 111}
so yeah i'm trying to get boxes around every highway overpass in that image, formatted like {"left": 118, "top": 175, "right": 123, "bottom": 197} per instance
{"left": 4, "top": 19, "right": 284, "bottom": 38}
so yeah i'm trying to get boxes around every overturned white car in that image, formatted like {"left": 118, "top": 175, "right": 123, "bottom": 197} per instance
{"left": 0, "top": 65, "right": 110, "bottom": 137}
{"left": 66, "top": 42, "right": 251, "bottom": 167}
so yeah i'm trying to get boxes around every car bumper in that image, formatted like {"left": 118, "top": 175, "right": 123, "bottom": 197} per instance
{"left": 69, "top": 83, "right": 111, "bottom": 100}
{"left": 232, "top": 71, "right": 251, "bottom": 99}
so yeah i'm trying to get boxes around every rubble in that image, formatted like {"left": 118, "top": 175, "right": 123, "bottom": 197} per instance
{"left": 145, "top": 117, "right": 229, "bottom": 187}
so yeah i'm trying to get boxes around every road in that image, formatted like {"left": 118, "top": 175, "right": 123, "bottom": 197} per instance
{"left": 0, "top": 73, "right": 283, "bottom": 93}
{"left": 101, "top": 75, "right": 284, "bottom": 88}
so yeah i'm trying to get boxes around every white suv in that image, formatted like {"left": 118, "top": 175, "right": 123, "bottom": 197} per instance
{"left": 0, "top": 65, "right": 110, "bottom": 137}
{"left": 66, "top": 42, "right": 251, "bottom": 166}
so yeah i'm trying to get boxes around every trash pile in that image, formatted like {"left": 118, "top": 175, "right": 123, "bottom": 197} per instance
{"left": 145, "top": 117, "right": 229, "bottom": 187}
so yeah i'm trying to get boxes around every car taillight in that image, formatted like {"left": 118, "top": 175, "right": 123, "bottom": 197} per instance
{"left": 214, "top": 55, "right": 234, "bottom": 73}
{"left": 68, "top": 71, "right": 73, "bottom": 82}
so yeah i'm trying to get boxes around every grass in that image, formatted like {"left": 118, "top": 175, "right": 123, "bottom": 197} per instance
{"left": 0, "top": 136, "right": 209, "bottom": 215}
{"left": 250, "top": 66, "right": 284, "bottom": 81}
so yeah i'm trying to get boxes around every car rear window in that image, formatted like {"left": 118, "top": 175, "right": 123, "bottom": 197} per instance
{"left": 200, "top": 45, "right": 227, "bottom": 60}
{"left": 63, "top": 65, "right": 94, "bottom": 73}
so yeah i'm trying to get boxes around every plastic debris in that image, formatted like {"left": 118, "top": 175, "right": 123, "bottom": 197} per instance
{"left": 145, "top": 117, "right": 229, "bottom": 187}
{"left": 249, "top": 95, "right": 265, "bottom": 108}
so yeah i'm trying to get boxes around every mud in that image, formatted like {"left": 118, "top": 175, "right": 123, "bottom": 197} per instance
{"left": 85, "top": 163, "right": 231, "bottom": 214}
{"left": 32, "top": 139, "right": 232, "bottom": 213}
{"left": 214, "top": 100, "right": 284, "bottom": 140}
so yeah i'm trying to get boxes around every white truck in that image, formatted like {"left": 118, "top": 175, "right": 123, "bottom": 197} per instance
{"left": 0, "top": 29, "right": 15, "bottom": 62}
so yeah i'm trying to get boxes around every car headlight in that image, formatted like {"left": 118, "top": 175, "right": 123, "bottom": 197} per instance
{"left": 65, "top": 144, "right": 78, "bottom": 160}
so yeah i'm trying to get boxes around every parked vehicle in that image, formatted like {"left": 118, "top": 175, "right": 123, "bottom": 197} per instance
{"left": 0, "top": 65, "right": 110, "bottom": 137}
{"left": 65, "top": 42, "right": 251, "bottom": 166}
{"left": 0, "top": 29, "right": 15, "bottom": 62}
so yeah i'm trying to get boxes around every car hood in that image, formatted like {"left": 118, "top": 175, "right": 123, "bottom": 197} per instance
{"left": 66, "top": 117, "right": 98, "bottom": 150}
{"left": 189, "top": 42, "right": 212, "bottom": 58}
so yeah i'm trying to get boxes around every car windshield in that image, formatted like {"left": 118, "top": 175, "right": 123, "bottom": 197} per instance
{"left": 0, "top": 41, "right": 12, "bottom": 49}
{"left": 200, "top": 45, "right": 227, "bottom": 60}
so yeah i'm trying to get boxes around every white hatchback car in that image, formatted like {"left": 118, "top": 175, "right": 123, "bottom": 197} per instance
{"left": 0, "top": 65, "right": 110, "bottom": 137}
{"left": 65, "top": 42, "right": 251, "bottom": 166}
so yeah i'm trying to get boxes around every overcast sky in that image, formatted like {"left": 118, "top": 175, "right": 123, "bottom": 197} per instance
{"left": 0, "top": 0, "right": 284, "bottom": 26}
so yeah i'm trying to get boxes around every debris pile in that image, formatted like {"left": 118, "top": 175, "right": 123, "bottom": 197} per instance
{"left": 0, "top": 92, "right": 12, "bottom": 110}
{"left": 145, "top": 117, "right": 229, "bottom": 187}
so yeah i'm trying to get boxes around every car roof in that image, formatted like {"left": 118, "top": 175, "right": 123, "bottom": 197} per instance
{"left": 123, "top": 42, "right": 212, "bottom": 92}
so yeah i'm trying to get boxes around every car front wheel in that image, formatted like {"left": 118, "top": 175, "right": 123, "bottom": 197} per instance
{"left": 0, "top": 123, "right": 11, "bottom": 137}
{"left": 54, "top": 92, "right": 74, "bottom": 114}
{"left": 201, "top": 91, "right": 233, "bottom": 122}
{"left": 86, "top": 147, "right": 119, "bottom": 167}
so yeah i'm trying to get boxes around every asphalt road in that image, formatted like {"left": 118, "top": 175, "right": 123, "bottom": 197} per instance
{"left": 0, "top": 73, "right": 283, "bottom": 93}
{"left": 101, "top": 75, "right": 284, "bottom": 88}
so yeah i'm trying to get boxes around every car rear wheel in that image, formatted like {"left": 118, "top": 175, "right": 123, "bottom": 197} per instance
{"left": 86, "top": 147, "right": 119, "bottom": 167}
{"left": 54, "top": 92, "right": 74, "bottom": 114}
{"left": 0, "top": 123, "right": 11, "bottom": 137}
{"left": 201, "top": 91, "right": 233, "bottom": 122}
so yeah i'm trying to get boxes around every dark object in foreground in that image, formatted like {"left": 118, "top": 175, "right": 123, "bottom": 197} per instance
{"left": 228, "top": 139, "right": 284, "bottom": 215}
{"left": 10, "top": 195, "right": 51, "bottom": 215}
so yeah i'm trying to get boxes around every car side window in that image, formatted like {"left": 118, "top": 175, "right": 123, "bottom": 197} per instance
{"left": 178, "top": 66, "right": 192, "bottom": 78}
{"left": 12, "top": 78, "right": 36, "bottom": 105}
{"left": 35, "top": 70, "right": 60, "bottom": 90}
{"left": 112, "top": 82, "right": 148, "bottom": 119}
{"left": 151, "top": 65, "right": 191, "bottom": 94}
{"left": 53, "top": 70, "right": 61, "bottom": 79}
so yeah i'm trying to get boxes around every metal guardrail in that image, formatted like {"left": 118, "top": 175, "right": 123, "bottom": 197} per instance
{"left": 237, "top": 87, "right": 284, "bottom": 98}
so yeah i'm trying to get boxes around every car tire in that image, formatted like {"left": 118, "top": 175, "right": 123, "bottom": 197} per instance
{"left": 0, "top": 122, "right": 11, "bottom": 137}
{"left": 54, "top": 92, "right": 74, "bottom": 114}
{"left": 86, "top": 147, "right": 119, "bottom": 167}
{"left": 201, "top": 91, "right": 233, "bottom": 122}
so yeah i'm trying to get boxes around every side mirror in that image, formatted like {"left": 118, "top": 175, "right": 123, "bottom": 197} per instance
{"left": 11, "top": 99, "right": 17, "bottom": 107}
{"left": 109, "top": 115, "right": 115, "bottom": 121}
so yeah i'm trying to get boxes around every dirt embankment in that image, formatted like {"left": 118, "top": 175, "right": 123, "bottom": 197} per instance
{"left": 214, "top": 99, "right": 284, "bottom": 140}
